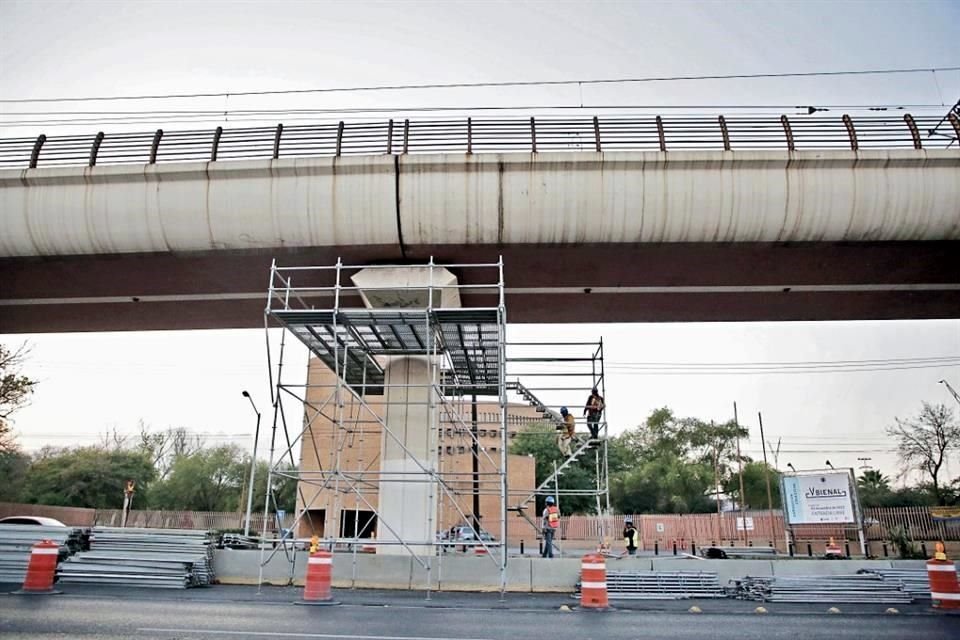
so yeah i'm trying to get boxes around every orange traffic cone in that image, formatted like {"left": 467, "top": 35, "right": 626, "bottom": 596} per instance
{"left": 579, "top": 553, "right": 611, "bottom": 611}
{"left": 825, "top": 537, "right": 843, "bottom": 557}
{"left": 296, "top": 550, "right": 338, "bottom": 606}
{"left": 927, "top": 542, "right": 960, "bottom": 610}
{"left": 13, "top": 540, "right": 62, "bottom": 595}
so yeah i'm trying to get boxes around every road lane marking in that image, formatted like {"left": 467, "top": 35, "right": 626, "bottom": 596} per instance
{"left": 139, "top": 629, "right": 494, "bottom": 640}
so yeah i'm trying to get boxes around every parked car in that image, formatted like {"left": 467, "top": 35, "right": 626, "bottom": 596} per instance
{"left": 0, "top": 516, "right": 67, "bottom": 527}
{"left": 443, "top": 525, "right": 496, "bottom": 545}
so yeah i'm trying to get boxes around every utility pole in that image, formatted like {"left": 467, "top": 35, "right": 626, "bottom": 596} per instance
{"left": 713, "top": 431, "right": 722, "bottom": 544}
{"left": 758, "top": 412, "right": 777, "bottom": 548}
{"left": 242, "top": 390, "right": 262, "bottom": 538}
{"left": 940, "top": 380, "right": 960, "bottom": 407}
{"left": 121, "top": 479, "right": 135, "bottom": 528}
{"left": 734, "top": 403, "right": 748, "bottom": 547}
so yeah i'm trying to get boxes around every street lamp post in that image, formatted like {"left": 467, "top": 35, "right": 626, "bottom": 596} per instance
{"left": 242, "top": 390, "right": 261, "bottom": 538}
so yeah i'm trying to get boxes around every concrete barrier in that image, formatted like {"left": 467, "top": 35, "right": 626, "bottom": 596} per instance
{"left": 332, "top": 554, "right": 413, "bottom": 590}
{"left": 214, "top": 549, "right": 918, "bottom": 592}
{"left": 214, "top": 549, "right": 307, "bottom": 586}
{"left": 530, "top": 558, "right": 581, "bottom": 592}
{"left": 890, "top": 560, "right": 931, "bottom": 569}
{"left": 651, "top": 558, "right": 774, "bottom": 582}
{"left": 771, "top": 560, "right": 894, "bottom": 576}
{"left": 433, "top": 555, "right": 533, "bottom": 592}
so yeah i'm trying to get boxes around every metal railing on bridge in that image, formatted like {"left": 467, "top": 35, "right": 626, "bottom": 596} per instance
{"left": 1, "top": 113, "right": 958, "bottom": 169}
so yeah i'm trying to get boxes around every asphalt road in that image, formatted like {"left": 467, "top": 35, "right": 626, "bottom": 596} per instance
{"left": 2, "top": 585, "right": 958, "bottom": 640}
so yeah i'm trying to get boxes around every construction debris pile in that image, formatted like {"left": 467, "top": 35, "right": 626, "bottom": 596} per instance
{"left": 58, "top": 527, "right": 216, "bottom": 589}
{"left": 732, "top": 574, "right": 913, "bottom": 604}
{"left": 577, "top": 571, "right": 726, "bottom": 600}
{"left": 0, "top": 524, "right": 89, "bottom": 583}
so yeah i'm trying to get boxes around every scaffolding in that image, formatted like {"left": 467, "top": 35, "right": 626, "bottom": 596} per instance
{"left": 258, "top": 258, "right": 508, "bottom": 596}
{"left": 255, "top": 258, "right": 611, "bottom": 595}
{"left": 505, "top": 340, "right": 612, "bottom": 550}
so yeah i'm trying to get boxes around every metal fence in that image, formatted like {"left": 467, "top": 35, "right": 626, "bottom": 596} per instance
{"left": 0, "top": 502, "right": 294, "bottom": 532}
{"left": 561, "top": 506, "right": 960, "bottom": 546}
{"left": 1, "top": 113, "right": 957, "bottom": 169}
{"left": 3, "top": 501, "right": 956, "bottom": 543}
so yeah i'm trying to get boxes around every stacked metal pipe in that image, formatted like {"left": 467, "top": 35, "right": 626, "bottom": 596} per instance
{"left": 859, "top": 568, "right": 942, "bottom": 600}
{"left": 702, "top": 546, "right": 778, "bottom": 559}
{"left": 58, "top": 527, "right": 215, "bottom": 589}
{"left": 0, "top": 524, "right": 87, "bottom": 583}
{"left": 577, "top": 571, "right": 726, "bottom": 600}
{"left": 733, "top": 574, "right": 913, "bottom": 604}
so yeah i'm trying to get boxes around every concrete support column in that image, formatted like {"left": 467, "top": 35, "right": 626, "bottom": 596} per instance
{"left": 350, "top": 266, "right": 461, "bottom": 557}
{"left": 378, "top": 356, "right": 436, "bottom": 555}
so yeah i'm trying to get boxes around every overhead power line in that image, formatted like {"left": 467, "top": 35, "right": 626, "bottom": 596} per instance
{"left": 1, "top": 102, "right": 943, "bottom": 118}
{"left": 2, "top": 66, "right": 958, "bottom": 104}
{"left": 604, "top": 355, "right": 960, "bottom": 367}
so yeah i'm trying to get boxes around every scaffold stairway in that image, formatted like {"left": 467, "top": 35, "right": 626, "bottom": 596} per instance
{"left": 510, "top": 380, "right": 564, "bottom": 429}
{"left": 510, "top": 436, "right": 597, "bottom": 514}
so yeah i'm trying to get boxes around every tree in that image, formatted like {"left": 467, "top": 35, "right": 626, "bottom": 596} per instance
{"left": 21, "top": 446, "right": 156, "bottom": 508}
{"left": 0, "top": 343, "right": 37, "bottom": 452}
{"left": 724, "top": 461, "right": 781, "bottom": 510}
{"left": 149, "top": 445, "right": 247, "bottom": 511}
{"left": 509, "top": 421, "right": 630, "bottom": 515}
{"left": 857, "top": 469, "right": 894, "bottom": 507}
{"left": 135, "top": 422, "right": 204, "bottom": 480}
{"left": 887, "top": 402, "right": 960, "bottom": 505}
{"left": 0, "top": 449, "right": 30, "bottom": 501}
{"left": 608, "top": 408, "right": 751, "bottom": 515}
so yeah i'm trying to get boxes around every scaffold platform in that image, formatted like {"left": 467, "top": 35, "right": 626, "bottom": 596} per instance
{"left": 270, "top": 307, "right": 502, "bottom": 396}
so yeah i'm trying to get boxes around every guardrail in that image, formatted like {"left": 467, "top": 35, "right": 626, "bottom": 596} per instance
{"left": 1, "top": 113, "right": 957, "bottom": 169}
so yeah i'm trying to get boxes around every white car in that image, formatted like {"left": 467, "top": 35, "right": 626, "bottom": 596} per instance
{"left": 0, "top": 516, "right": 67, "bottom": 527}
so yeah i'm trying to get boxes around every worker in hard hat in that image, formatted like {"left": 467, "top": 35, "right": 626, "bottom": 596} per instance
{"left": 541, "top": 496, "right": 560, "bottom": 558}
{"left": 623, "top": 519, "right": 638, "bottom": 556}
{"left": 557, "top": 406, "right": 577, "bottom": 456}
{"left": 583, "top": 387, "right": 605, "bottom": 441}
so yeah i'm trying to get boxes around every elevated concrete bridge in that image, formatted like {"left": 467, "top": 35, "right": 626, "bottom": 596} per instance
{"left": 1, "top": 114, "right": 958, "bottom": 332}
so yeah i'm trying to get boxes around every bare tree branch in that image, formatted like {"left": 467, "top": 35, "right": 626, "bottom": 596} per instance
{"left": 0, "top": 342, "right": 37, "bottom": 452}
{"left": 887, "top": 402, "right": 960, "bottom": 505}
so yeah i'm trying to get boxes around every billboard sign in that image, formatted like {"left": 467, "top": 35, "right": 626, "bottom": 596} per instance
{"left": 782, "top": 471, "right": 857, "bottom": 524}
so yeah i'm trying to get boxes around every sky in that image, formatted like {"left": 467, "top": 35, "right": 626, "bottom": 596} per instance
{"left": 1, "top": 0, "right": 959, "bottom": 484}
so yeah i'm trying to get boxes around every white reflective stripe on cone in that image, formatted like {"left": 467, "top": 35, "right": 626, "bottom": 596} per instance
{"left": 31, "top": 548, "right": 59, "bottom": 555}
{"left": 931, "top": 592, "right": 960, "bottom": 600}
{"left": 581, "top": 563, "right": 606, "bottom": 570}
{"left": 308, "top": 557, "right": 333, "bottom": 565}
{"left": 581, "top": 581, "right": 607, "bottom": 589}
{"left": 927, "top": 564, "right": 957, "bottom": 572}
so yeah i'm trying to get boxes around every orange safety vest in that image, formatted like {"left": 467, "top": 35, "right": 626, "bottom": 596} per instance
{"left": 546, "top": 505, "right": 560, "bottom": 528}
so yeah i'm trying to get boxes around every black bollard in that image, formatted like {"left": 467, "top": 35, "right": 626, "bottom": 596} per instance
{"left": 539, "top": 540, "right": 543, "bottom": 555}
{"left": 921, "top": 542, "right": 928, "bottom": 557}
{"left": 806, "top": 542, "right": 813, "bottom": 557}
{"left": 654, "top": 541, "right": 659, "bottom": 556}
{"left": 520, "top": 540, "right": 525, "bottom": 555}
{"left": 788, "top": 542, "right": 795, "bottom": 557}
{"left": 691, "top": 541, "right": 696, "bottom": 556}
{"left": 844, "top": 542, "right": 851, "bottom": 557}
{"left": 882, "top": 542, "right": 888, "bottom": 558}
{"left": 673, "top": 541, "right": 677, "bottom": 555}
{"left": 748, "top": 540, "right": 754, "bottom": 547}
